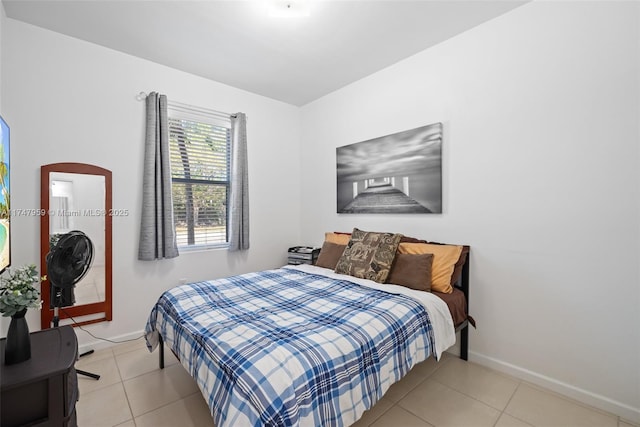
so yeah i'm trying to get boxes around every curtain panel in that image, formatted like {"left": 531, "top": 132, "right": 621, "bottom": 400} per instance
{"left": 138, "top": 92, "right": 179, "bottom": 260}
{"left": 228, "top": 113, "right": 249, "bottom": 251}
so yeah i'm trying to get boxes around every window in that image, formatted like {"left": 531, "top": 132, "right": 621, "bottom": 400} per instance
{"left": 168, "top": 107, "right": 231, "bottom": 249}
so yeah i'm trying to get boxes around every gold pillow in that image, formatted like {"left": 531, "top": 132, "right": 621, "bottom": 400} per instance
{"left": 328, "top": 231, "right": 429, "bottom": 245}
{"left": 334, "top": 228, "right": 402, "bottom": 283}
{"left": 397, "top": 243, "right": 463, "bottom": 293}
{"left": 324, "top": 232, "right": 352, "bottom": 245}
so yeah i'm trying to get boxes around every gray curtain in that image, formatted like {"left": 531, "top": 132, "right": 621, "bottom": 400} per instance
{"left": 228, "top": 113, "right": 249, "bottom": 251}
{"left": 138, "top": 92, "right": 179, "bottom": 260}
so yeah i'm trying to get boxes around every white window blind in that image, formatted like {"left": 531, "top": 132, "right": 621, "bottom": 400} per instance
{"left": 168, "top": 108, "right": 231, "bottom": 249}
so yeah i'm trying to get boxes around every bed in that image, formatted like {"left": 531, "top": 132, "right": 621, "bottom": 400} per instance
{"left": 145, "top": 230, "right": 472, "bottom": 427}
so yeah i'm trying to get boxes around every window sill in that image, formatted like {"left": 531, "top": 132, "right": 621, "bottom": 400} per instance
{"left": 178, "top": 243, "right": 229, "bottom": 254}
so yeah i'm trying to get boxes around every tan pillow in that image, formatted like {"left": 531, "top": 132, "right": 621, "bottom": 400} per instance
{"left": 325, "top": 232, "right": 352, "bottom": 245}
{"left": 397, "top": 243, "right": 463, "bottom": 293}
{"left": 334, "top": 228, "right": 402, "bottom": 283}
{"left": 331, "top": 231, "right": 428, "bottom": 244}
{"left": 387, "top": 253, "right": 434, "bottom": 292}
{"left": 450, "top": 245, "right": 469, "bottom": 286}
{"left": 315, "top": 241, "right": 346, "bottom": 270}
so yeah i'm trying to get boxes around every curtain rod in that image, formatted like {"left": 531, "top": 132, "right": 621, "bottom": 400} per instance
{"left": 136, "top": 92, "right": 236, "bottom": 119}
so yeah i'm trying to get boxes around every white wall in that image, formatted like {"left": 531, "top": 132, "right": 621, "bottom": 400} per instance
{"left": 300, "top": 1, "right": 639, "bottom": 422}
{"left": 1, "top": 18, "right": 302, "bottom": 346}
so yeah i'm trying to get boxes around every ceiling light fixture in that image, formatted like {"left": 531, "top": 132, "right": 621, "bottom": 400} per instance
{"left": 267, "top": 0, "right": 310, "bottom": 18}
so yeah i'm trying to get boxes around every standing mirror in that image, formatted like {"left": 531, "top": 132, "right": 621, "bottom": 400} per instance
{"left": 40, "top": 163, "right": 112, "bottom": 328}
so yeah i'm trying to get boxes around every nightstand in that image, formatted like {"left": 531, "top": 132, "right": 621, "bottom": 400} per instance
{"left": 287, "top": 246, "right": 321, "bottom": 265}
{"left": 1, "top": 326, "right": 79, "bottom": 427}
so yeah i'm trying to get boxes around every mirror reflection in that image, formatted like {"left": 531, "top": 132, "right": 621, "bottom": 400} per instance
{"left": 49, "top": 173, "right": 106, "bottom": 305}
{"left": 41, "top": 162, "right": 112, "bottom": 329}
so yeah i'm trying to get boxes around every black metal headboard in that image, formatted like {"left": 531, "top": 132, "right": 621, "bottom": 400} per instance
{"left": 453, "top": 246, "right": 471, "bottom": 360}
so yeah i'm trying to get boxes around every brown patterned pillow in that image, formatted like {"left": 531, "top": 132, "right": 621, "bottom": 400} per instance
{"left": 387, "top": 253, "right": 434, "bottom": 292}
{"left": 334, "top": 228, "right": 402, "bottom": 283}
{"left": 315, "top": 241, "right": 346, "bottom": 270}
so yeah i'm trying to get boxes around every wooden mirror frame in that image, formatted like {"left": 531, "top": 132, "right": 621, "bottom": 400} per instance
{"left": 40, "top": 163, "right": 113, "bottom": 329}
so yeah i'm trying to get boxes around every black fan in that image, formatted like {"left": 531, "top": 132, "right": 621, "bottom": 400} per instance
{"left": 47, "top": 230, "right": 100, "bottom": 380}
{"left": 47, "top": 230, "right": 94, "bottom": 310}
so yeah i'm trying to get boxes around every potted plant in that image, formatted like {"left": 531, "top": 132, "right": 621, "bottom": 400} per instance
{"left": 0, "top": 264, "right": 44, "bottom": 364}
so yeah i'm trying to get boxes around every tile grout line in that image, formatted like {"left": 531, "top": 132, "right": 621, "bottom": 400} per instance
{"left": 519, "top": 379, "right": 622, "bottom": 421}
{"left": 493, "top": 380, "right": 534, "bottom": 427}
{"left": 112, "top": 349, "right": 137, "bottom": 426}
{"left": 436, "top": 358, "right": 621, "bottom": 426}
{"left": 89, "top": 342, "right": 249, "bottom": 425}
{"left": 365, "top": 357, "right": 453, "bottom": 426}
{"left": 428, "top": 375, "right": 511, "bottom": 415}
{"left": 395, "top": 378, "right": 474, "bottom": 426}
{"left": 120, "top": 362, "right": 198, "bottom": 421}
{"left": 130, "top": 390, "right": 204, "bottom": 425}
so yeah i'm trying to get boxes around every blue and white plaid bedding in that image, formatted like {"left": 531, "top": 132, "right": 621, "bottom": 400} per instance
{"left": 145, "top": 266, "right": 443, "bottom": 427}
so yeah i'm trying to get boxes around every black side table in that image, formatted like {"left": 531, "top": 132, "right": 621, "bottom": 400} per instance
{"left": 287, "top": 246, "right": 321, "bottom": 265}
{"left": 1, "top": 325, "right": 79, "bottom": 427}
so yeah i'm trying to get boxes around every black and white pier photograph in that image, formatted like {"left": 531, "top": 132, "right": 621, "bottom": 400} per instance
{"left": 336, "top": 122, "right": 443, "bottom": 214}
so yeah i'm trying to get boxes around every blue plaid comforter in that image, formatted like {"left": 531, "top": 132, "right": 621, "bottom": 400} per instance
{"left": 145, "top": 267, "right": 436, "bottom": 427}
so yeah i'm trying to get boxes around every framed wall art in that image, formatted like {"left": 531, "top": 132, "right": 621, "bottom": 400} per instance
{"left": 336, "top": 122, "right": 442, "bottom": 214}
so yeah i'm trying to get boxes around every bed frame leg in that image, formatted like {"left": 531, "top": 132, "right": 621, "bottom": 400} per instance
{"left": 460, "top": 325, "right": 469, "bottom": 361}
{"left": 159, "top": 334, "right": 165, "bottom": 369}
{"left": 459, "top": 248, "right": 470, "bottom": 361}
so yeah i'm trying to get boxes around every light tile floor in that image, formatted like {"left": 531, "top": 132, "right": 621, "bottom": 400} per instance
{"left": 75, "top": 339, "right": 638, "bottom": 427}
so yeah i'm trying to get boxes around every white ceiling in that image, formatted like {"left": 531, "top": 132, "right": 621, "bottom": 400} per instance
{"left": 2, "top": 0, "right": 526, "bottom": 106}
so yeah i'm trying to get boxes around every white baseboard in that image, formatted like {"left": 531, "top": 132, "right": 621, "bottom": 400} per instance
{"left": 77, "top": 329, "right": 146, "bottom": 355}
{"left": 469, "top": 351, "right": 640, "bottom": 424}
